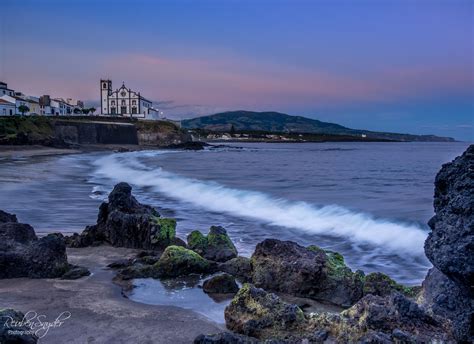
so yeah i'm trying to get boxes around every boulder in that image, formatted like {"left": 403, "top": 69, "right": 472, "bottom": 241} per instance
{"left": 420, "top": 267, "right": 473, "bottom": 342}
{"left": 424, "top": 145, "right": 473, "bottom": 289}
{"left": 187, "top": 226, "right": 238, "bottom": 262}
{"left": 0, "top": 309, "right": 38, "bottom": 344}
{"left": 218, "top": 256, "right": 252, "bottom": 281}
{"left": 0, "top": 209, "right": 17, "bottom": 223}
{"left": 0, "top": 215, "right": 70, "bottom": 279}
{"left": 250, "top": 239, "right": 364, "bottom": 307}
{"left": 153, "top": 245, "right": 213, "bottom": 278}
{"left": 66, "top": 183, "right": 181, "bottom": 250}
{"left": 224, "top": 284, "right": 306, "bottom": 340}
{"left": 422, "top": 145, "right": 474, "bottom": 342}
{"left": 203, "top": 273, "right": 239, "bottom": 294}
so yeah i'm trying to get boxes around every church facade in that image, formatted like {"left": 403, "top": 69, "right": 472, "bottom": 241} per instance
{"left": 100, "top": 79, "right": 156, "bottom": 118}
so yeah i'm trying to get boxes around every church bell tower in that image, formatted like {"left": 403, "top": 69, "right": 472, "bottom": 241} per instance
{"left": 100, "top": 79, "right": 112, "bottom": 115}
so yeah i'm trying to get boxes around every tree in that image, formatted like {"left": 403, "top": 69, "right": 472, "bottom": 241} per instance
{"left": 81, "top": 108, "right": 90, "bottom": 115}
{"left": 230, "top": 124, "right": 236, "bottom": 137}
{"left": 18, "top": 105, "right": 29, "bottom": 116}
{"left": 89, "top": 107, "right": 96, "bottom": 115}
{"left": 73, "top": 108, "right": 82, "bottom": 114}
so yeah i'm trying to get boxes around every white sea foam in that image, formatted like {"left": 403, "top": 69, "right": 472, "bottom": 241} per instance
{"left": 93, "top": 152, "right": 428, "bottom": 256}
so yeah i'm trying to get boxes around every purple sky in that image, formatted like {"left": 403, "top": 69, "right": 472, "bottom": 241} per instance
{"left": 1, "top": 0, "right": 473, "bottom": 140}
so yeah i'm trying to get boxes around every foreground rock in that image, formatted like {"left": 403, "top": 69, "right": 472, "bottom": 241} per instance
{"left": 203, "top": 274, "right": 239, "bottom": 294}
{"left": 223, "top": 284, "right": 451, "bottom": 343}
{"left": 422, "top": 145, "right": 474, "bottom": 342}
{"left": 115, "top": 245, "right": 215, "bottom": 281}
{"left": 225, "top": 284, "right": 306, "bottom": 340}
{"left": 66, "top": 182, "right": 181, "bottom": 250}
{"left": 0, "top": 211, "right": 70, "bottom": 278}
{"left": 251, "top": 239, "right": 364, "bottom": 307}
{"left": 187, "top": 226, "right": 238, "bottom": 262}
{"left": 194, "top": 332, "right": 259, "bottom": 344}
{"left": 0, "top": 309, "right": 38, "bottom": 344}
{"left": 218, "top": 257, "right": 252, "bottom": 282}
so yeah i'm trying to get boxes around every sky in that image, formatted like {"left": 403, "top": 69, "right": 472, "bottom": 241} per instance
{"left": 1, "top": 0, "right": 473, "bottom": 140}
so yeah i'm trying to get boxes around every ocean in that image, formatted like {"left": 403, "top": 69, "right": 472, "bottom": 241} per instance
{"left": 0, "top": 142, "right": 469, "bottom": 286}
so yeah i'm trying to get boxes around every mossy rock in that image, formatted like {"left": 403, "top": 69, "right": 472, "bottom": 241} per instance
{"left": 150, "top": 216, "right": 176, "bottom": 247}
{"left": 363, "top": 272, "right": 419, "bottom": 298}
{"left": 225, "top": 283, "right": 306, "bottom": 339}
{"left": 154, "top": 245, "right": 211, "bottom": 277}
{"left": 186, "top": 226, "right": 237, "bottom": 262}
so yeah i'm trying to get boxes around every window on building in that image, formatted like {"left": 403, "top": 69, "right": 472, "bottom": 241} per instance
{"left": 121, "top": 106, "right": 127, "bottom": 114}
{"left": 111, "top": 107, "right": 116, "bottom": 115}
{"left": 103, "top": 83, "right": 107, "bottom": 89}
{"left": 121, "top": 100, "right": 126, "bottom": 106}
{"left": 132, "top": 100, "right": 136, "bottom": 105}
{"left": 111, "top": 100, "right": 115, "bottom": 106}
{"left": 132, "top": 107, "right": 137, "bottom": 114}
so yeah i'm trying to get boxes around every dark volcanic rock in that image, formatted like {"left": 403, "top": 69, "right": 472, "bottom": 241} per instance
{"left": 0, "top": 209, "right": 17, "bottom": 223}
{"left": 225, "top": 285, "right": 451, "bottom": 343}
{"left": 250, "top": 239, "right": 364, "bottom": 307}
{"left": 66, "top": 182, "right": 180, "bottom": 250}
{"left": 203, "top": 273, "right": 239, "bottom": 294}
{"left": 425, "top": 144, "right": 473, "bottom": 289}
{"left": 0, "top": 309, "right": 38, "bottom": 344}
{"left": 187, "top": 226, "right": 237, "bottom": 262}
{"left": 225, "top": 284, "right": 306, "bottom": 340}
{"left": 421, "top": 267, "right": 474, "bottom": 342}
{"left": 0, "top": 219, "right": 69, "bottom": 278}
{"left": 422, "top": 145, "right": 474, "bottom": 342}
{"left": 218, "top": 256, "right": 252, "bottom": 282}
{"left": 152, "top": 245, "right": 213, "bottom": 278}
{"left": 194, "top": 332, "right": 259, "bottom": 344}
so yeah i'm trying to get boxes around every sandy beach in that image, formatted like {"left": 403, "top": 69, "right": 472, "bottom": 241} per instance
{"left": 0, "top": 246, "right": 223, "bottom": 343}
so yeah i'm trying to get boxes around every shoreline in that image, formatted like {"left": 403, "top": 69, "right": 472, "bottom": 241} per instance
{"left": 0, "top": 246, "right": 223, "bottom": 344}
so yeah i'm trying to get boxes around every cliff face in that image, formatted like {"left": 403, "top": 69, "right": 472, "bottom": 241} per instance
{"left": 422, "top": 145, "right": 473, "bottom": 342}
{"left": 54, "top": 120, "right": 138, "bottom": 145}
{"left": 135, "top": 120, "right": 191, "bottom": 146}
{"left": 0, "top": 117, "right": 191, "bottom": 147}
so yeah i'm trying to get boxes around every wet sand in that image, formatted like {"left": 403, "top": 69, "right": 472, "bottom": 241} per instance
{"left": 0, "top": 246, "right": 223, "bottom": 343}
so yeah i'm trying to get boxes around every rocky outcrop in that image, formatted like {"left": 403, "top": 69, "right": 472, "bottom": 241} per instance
{"left": 225, "top": 284, "right": 306, "bottom": 340}
{"left": 203, "top": 274, "right": 239, "bottom": 294}
{"left": 153, "top": 245, "right": 213, "bottom": 278}
{"left": 0, "top": 211, "right": 70, "bottom": 279}
{"left": 218, "top": 257, "right": 252, "bottom": 282}
{"left": 421, "top": 145, "right": 474, "bottom": 342}
{"left": 224, "top": 284, "right": 451, "bottom": 343}
{"left": 187, "top": 226, "right": 238, "bottom": 262}
{"left": 425, "top": 145, "right": 473, "bottom": 289}
{"left": 0, "top": 309, "right": 38, "bottom": 344}
{"left": 250, "top": 239, "right": 364, "bottom": 307}
{"left": 66, "top": 183, "right": 181, "bottom": 250}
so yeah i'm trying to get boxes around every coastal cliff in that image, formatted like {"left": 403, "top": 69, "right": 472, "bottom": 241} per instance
{"left": 0, "top": 116, "right": 190, "bottom": 147}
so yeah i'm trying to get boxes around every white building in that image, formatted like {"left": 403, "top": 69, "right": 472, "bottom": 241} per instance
{"left": 0, "top": 82, "right": 15, "bottom": 97}
{"left": 0, "top": 98, "right": 16, "bottom": 116}
{"left": 100, "top": 79, "right": 158, "bottom": 118}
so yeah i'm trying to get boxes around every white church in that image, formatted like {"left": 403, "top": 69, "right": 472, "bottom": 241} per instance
{"left": 100, "top": 79, "right": 159, "bottom": 118}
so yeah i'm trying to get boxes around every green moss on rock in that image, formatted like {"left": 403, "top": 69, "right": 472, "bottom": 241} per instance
{"left": 154, "top": 245, "right": 210, "bottom": 277}
{"left": 186, "top": 226, "right": 237, "bottom": 262}
{"left": 363, "top": 272, "right": 418, "bottom": 298}
{"left": 150, "top": 216, "right": 176, "bottom": 246}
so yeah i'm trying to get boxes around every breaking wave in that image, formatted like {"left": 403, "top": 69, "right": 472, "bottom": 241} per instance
{"left": 92, "top": 151, "right": 428, "bottom": 257}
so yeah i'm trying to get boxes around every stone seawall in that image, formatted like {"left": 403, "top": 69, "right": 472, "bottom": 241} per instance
{"left": 54, "top": 120, "right": 139, "bottom": 145}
